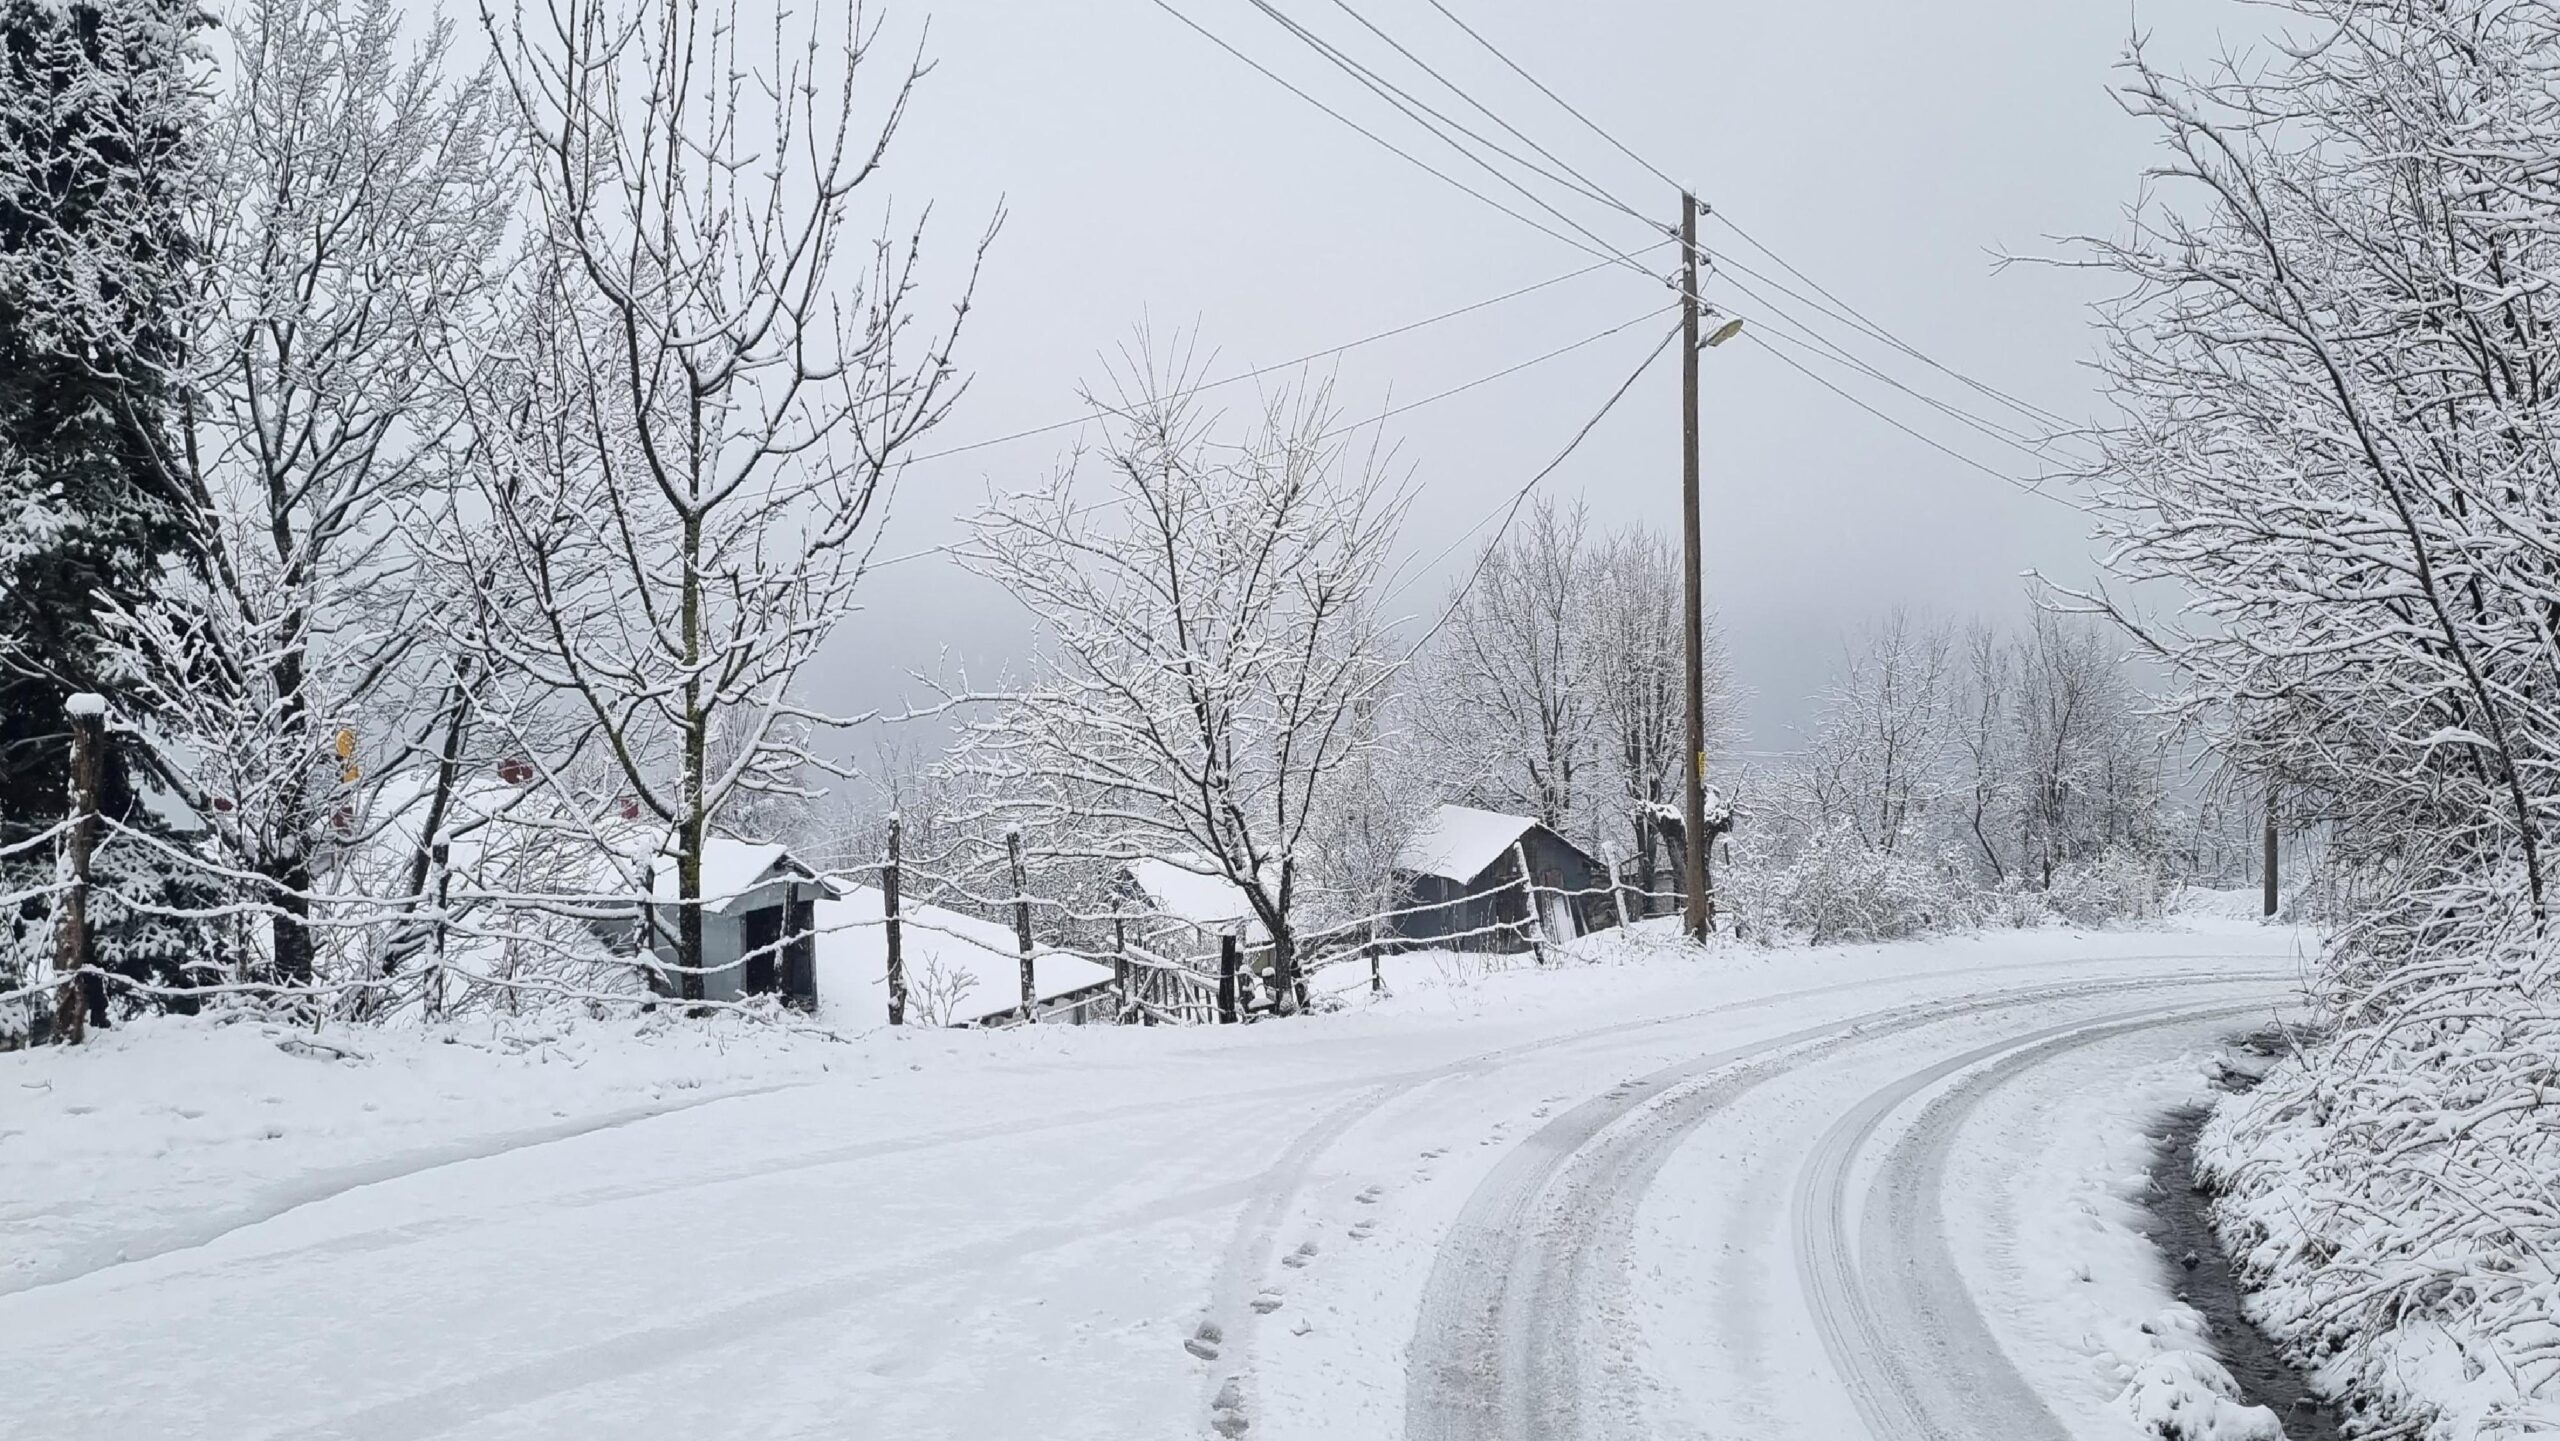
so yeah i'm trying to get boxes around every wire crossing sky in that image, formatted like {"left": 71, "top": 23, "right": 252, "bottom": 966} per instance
{"left": 833, "top": 0, "right": 2253, "bottom": 749}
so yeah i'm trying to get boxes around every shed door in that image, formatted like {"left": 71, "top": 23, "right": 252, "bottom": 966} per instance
{"left": 741, "top": 905, "right": 781, "bottom": 996}
{"left": 1539, "top": 889, "right": 1580, "bottom": 942}
{"left": 781, "top": 893, "right": 817, "bottom": 1010}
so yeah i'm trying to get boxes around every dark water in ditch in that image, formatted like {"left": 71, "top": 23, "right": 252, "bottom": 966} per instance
{"left": 2135, "top": 1031, "right": 2345, "bottom": 1441}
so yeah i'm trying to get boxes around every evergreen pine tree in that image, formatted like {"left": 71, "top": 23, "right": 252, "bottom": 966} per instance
{"left": 1, "top": 0, "right": 206, "bottom": 1025}
{"left": 0, "top": 0, "right": 200, "bottom": 837}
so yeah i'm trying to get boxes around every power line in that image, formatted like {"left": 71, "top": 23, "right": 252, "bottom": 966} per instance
{"left": 1717, "top": 270, "right": 2093, "bottom": 468}
{"left": 1143, "top": 0, "right": 1651, "bottom": 275}
{"left": 1368, "top": 2, "right": 2082, "bottom": 445}
{"left": 870, "top": 301, "right": 1679, "bottom": 572}
{"left": 1317, "top": 0, "right": 1654, "bottom": 229}
{"left": 1417, "top": 0, "right": 1681, "bottom": 195}
{"left": 1708, "top": 209, "right": 2074, "bottom": 432}
{"left": 1388, "top": 321, "right": 1682, "bottom": 655}
{"left": 898, "top": 244, "right": 1668, "bottom": 471}
{"left": 1736, "top": 327, "right": 2083, "bottom": 510}
{"left": 1233, "top": 0, "right": 1643, "bottom": 267}
{"left": 1318, "top": 302, "right": 1673, "bottom": 443}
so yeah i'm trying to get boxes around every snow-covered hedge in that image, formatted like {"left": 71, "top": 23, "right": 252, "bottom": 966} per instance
{"left": 2199, "top": 928, "right": 2560, "bottom": 1441}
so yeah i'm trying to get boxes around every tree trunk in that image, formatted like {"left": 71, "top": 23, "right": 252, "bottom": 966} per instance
{"left": 1007, "top": 828, "right": 1036, "bottom": 1022}
{"left": 271, "top": 858, "right": 315, "bottom": 988}
{"left": 52, "top": 699, "right": 105, "bottom": 1043}
{"left": 885, "top": 814, "right": 907, "bottom": 1025}
{"left": 677, "top": 819, "right": 706, "bottom": 1004}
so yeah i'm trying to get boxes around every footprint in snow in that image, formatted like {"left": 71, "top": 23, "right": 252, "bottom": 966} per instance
{"left": 1281, "top": 1239, "right": 1319, "bottom": 1269}
{"left": 1210, "top": 1376, "right": 1250, "bottom": 1437}
{"left": 1251, "top": 1292, "right": 1284, "bottom": 1314}
{"left": 1350, "top": 1220, "right": 1377, "bottom": 1240}
{"left": 1184, "top": 1320, "right": 1224, "bottom": 1360}
{"left": 1355, "top": 1185, "right": 1384, "bottom": 1204}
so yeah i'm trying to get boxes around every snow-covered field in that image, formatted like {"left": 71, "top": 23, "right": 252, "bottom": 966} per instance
{"left": 1, "top": 915, "right": 2314, "bottom": 1439}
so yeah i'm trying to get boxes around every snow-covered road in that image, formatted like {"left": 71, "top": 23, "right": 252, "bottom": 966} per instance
{"left": 0, "top": 924, "right": 2307, "bottom": 1440}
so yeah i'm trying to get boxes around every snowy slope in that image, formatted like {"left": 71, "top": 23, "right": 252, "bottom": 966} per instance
{"left": 0, "top": 918, "right": 2313, "bottom": 1440}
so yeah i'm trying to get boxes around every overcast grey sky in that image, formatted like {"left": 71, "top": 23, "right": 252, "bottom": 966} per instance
{"left": 827, "top": 0, "right": 2253, "bottom": 756}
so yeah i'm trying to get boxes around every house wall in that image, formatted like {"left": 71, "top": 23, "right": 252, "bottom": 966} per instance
{"left": 644, "top": 908, "right": 747, "bottom": 1000}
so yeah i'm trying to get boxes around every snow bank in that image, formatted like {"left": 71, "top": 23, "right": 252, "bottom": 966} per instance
{"left": 2199, "top": 1004, "right": 2560, "bottom": 1441}
{"left": 1972, "top": 1038, "right": 2288, "bottom": 1441}
{"left": 2121, "top": 1342, "right": 2285, "bottom": 1441}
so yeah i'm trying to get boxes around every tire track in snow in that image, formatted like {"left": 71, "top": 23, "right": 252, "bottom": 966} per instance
{"left": 1400, "top": 969, "right": 2284, "bottom": 1441}
{"left": 1199, "top": 956, "right": 2269, "bottom": 1439}
{"left": 1793, "top": 997, "right": 2274, "bottom": 1440}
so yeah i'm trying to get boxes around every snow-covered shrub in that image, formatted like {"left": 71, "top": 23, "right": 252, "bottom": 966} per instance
{"left": 2042, "top": 848, "right": 2168, "bottom": 928}
{"left": 2200, "top": 900, "right": 2560, "bottom": 1441}
{"left": 1754, "top": 823, "right": 1981, "bottom": 945}
{"left": 1984, "top": 878, "right": 2053, "bottom": 929}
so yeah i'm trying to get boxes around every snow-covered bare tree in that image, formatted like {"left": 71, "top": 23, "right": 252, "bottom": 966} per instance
{"left": 468, "top": 0, "right": 988, "bottom": 1000}
{"left": 2079, "top": 3, "right": 2560, "bottom": 934}
{"left": 1796, "top": 609, "right": 1955, "bottom": 855}
{"left": 951, "top": 354, "right": 1405, "bottom": 1012}
{"left": 1583, "top": 521, "right": 1733, "bottom": 904}
{"left": 99, "top": 0, "right": 510, "bottom": 990}
{"left": 1422, "top": 497, "right": 1593, "bottom": 834}
{"left": 1951, "top": 620, "right": 2016, "bottom": 881}
{"left": 2009, "top": 610, "right": 2161, "bottom": 886}
{"left": 2076, "top": 9, "right": 2560, "bottom": 1425}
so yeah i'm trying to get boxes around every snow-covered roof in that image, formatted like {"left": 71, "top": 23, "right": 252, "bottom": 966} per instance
{"left": 647, "top": 838, "right": 839, "bottom": 915}
{"left": 1125, "top": 856, "right": 1261, "bottom": 929}
{"left": 1397, "top": 803, "right": 1542, "bottom": 883}
{"left": 814, "top": 885, "right": 1115, "bottom": 1026}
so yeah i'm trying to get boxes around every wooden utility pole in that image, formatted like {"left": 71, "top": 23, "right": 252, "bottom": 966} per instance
{"left": 884, "top": 814, "right": 907, "bottom": 1025}
{"left": 1006, "top": 827, "right": 1036, "bottom": 1022}
{"left": 2262, "top": 789, "right": 2280, "bottom": 919}
{"left": 1217, "top": 934, "right": 1240, "bottom": 1024}
{"left": 1678, "top": 193, "right": 1711, "bottom": 942}
{"left": 52, "top": 695, "right": 106, "bottom": 1044}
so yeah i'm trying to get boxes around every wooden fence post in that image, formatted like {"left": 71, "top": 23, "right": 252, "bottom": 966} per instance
{"left": 1113, "top": 914, "right": 1133, "bottom": 1021}
{"left": 1602, "top": 841, "right": 1632, "bottom": 931}
{"left": 1007, "top": 826, "right": 1037, "bottom": 1023}
{"left": 1514, "top": 839, "right": 1549, "bottom": 964}
{"left": 50, "top": 695, "right": 106, "bottom": 1044}
{"left": 1217, "top": 934, "right": 1240, "bottom": 1024}
{"left": 884, "top": 814, "right": 907, "bottom": 1026}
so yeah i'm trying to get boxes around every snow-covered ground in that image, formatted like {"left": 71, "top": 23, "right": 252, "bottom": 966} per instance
{"left": 0, "top": 914, "right": 2315, "bottom": 1439}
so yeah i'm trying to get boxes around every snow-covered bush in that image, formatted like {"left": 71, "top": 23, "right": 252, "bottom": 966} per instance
{"left": 2042, "top": 848, "right": 2168, "bottom": 928}
{"left": 2200, "top": 920, "right": 2560, "bottom": 1440}
{"left": 1746, "top": 823, "right": 1981, "bottom": 946}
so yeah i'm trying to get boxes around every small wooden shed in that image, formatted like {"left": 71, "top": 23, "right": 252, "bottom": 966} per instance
{"left": 642, "top": 839, "right": 842, "bottom": 1008}
{"left": 1388, "top": 804, "right": 1606, "bottom": 951}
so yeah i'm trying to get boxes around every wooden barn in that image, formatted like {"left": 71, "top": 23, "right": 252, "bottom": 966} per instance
{"left": 1388, "top": 804, "right": 1607, "bottom": 950}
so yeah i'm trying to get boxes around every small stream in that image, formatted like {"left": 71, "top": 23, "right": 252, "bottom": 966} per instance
{"left": 2136, "top": 1032, "right": 2343, "bottom": 1441}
